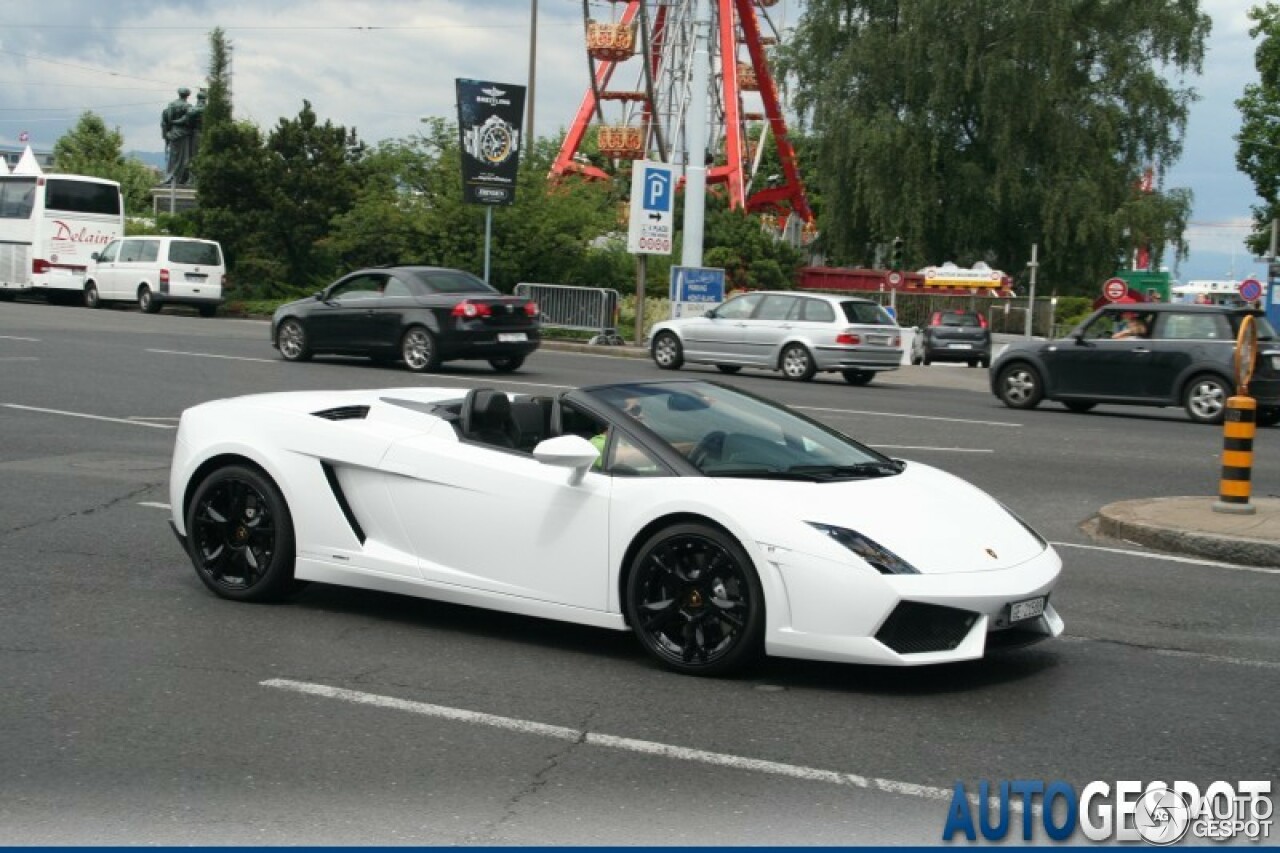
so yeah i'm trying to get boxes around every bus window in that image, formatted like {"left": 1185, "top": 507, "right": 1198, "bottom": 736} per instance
{"left": 44, "top": 178, "right": 121, "bottom": 216}
{"left": 0, "top": 178, "right": 36, "bottom": 219}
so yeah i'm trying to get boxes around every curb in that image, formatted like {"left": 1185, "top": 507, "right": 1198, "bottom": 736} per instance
{"left": 1096, "top": 497, "right": 1280, "bottom": 568}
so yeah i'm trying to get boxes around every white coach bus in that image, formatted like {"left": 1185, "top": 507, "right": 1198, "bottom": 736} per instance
{"left": 0, "top": 174, "right": 125, "bottom": 303}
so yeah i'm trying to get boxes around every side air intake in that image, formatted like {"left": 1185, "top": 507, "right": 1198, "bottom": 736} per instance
{"left": 313, "top": 405, "right": 370, "bottom": 421}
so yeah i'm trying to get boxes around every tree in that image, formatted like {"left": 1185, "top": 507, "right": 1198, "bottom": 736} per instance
{"left": 52, "top": 112, "right": 158, "bottom": 214}
{"left": 780, "top": 0, "right": 1209, "bottom": 293}
{"left": 1237, "top": 3, "right": 1280, "bottom": 256}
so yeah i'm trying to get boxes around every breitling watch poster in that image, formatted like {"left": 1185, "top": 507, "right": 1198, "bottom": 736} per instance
{"left": 456, "top": 78, "right": 527, "bottom": 205}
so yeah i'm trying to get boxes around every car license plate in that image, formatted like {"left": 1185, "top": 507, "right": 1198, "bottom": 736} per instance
{"left": 1009, "top": 596, "right": 1046, "bottom": 623}
{"left": 948, "top": 343, "right": 973, "bottom": 349}
{"left": 184, "top": 273, "right": 207, "bottom": 281}
{"left": 498, "top": 332, "right": 527, "bottom": 343}
{"left": 867, "top": 334, "right": 889, "bottom": 345}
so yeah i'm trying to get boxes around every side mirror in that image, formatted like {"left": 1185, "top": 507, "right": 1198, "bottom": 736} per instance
{"left": 533, "top": 435, "right": 599, "bottom": 483}
{"left": 313, "top": 292, "right": 324, "bottom": 301}
{"left": 90, "top": 252, "right": 100, "bottom": 262}
{"left": 704, "top": 308, "right": 718, "bottom": 318}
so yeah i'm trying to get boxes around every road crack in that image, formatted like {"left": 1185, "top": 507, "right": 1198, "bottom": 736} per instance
{"left": 0, "top": 482, "right": 161, "bottom": 538}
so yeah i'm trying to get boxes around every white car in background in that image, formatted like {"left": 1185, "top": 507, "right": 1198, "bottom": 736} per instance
{"left": 648, "top": 291, "right": 903, "bottom": 385}
{"left": 85, "top": 235, "right": 225, "bottom": 316}
{"left": 169, "top": 379, "right": 1063, "bottom": 676}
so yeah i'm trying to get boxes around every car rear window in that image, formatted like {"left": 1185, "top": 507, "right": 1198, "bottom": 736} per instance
{"left": 410, "top": 269, "right": 497, "bottom": 294}
{"left": 168, "top": 240, "right": 221, "bottom": 266}
{"left": 840, "top": 301, "right": 894, "bottom": 325}
{"left": 936, "top": 311, "right": 981, "bottom": 327}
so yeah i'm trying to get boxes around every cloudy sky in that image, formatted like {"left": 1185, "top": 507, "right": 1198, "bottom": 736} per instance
{"left": 0, "top": 0, "right": 1263, "bottom": 284}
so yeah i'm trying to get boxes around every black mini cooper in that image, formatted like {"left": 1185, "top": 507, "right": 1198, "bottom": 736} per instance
{"left": 271, "top": 266, "right": 540, "bottom": 373}
{"left": 990, "top": 304, "right": 1280, "bottom": 425}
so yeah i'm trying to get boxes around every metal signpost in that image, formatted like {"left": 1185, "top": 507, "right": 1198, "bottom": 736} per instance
{"left": 627, "top": 160, "right": 677, "bottom": 343}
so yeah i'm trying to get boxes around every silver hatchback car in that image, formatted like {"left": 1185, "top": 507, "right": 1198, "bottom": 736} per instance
{"left": 648, "top": 291, "right": 903, "bottom": 384}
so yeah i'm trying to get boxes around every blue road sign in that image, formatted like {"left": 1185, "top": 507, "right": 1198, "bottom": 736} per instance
{"left": 670, "top": 266, "right": 726, "bottom": 303}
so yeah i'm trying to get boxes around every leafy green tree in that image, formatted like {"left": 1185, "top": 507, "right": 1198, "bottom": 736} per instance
{"left": 780, "top": 0, "right": 1208, "bottom": 293}
{"left": 1237, "top": 3, "right": 1280, "bottom": 256}
{"left": 52, "top": 111, "right": 158, "bottom": 214}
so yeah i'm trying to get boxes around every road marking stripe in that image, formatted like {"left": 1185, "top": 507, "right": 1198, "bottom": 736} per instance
{"left": 146, "top": 348, "right": 278, "bottom": 364}
{"left": 2, "top": 404, "right": 177, "bottom": 430}
{"left": 261, "top": 677, "right": 979, "bottom": 807}
{"left": 129, "top": 416, "right": 180, "bottom": 422}
{"left": 798, "top": 405, "right": 1021, "bottom": 428}
{"left": 0, "top": 335, "right": 40, "bottom": 342}
{"left": 1050, "top": 541, "right": 1280, "bottom": 575}
{"left": 875, "top": 445, "right": 994, "bottom": 454}
{"left": 138, "top": 501, "right": 171, "bottom": 510}
{"left": 0, "top": 356, "right": 38, "bottom": 361}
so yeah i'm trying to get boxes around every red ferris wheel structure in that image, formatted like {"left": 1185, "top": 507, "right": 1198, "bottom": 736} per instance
{"left": 551, "top": 0, "right": 813, "bottom": 232}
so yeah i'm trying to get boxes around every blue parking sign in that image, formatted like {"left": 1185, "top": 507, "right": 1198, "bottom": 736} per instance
{"left": 670, "top": 266, "right": 725, "bottom": 303}
{"left": 643, "top": 166, "right": 672, "bottom": 213}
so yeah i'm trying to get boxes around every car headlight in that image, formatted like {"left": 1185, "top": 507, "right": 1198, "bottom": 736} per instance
{"left": 806, "top": 522, "right": 920, "bottom": 575}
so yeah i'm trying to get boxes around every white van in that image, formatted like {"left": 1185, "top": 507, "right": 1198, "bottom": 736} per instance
{"left": 85, "top": 236, "right": 225, "bottom": 316}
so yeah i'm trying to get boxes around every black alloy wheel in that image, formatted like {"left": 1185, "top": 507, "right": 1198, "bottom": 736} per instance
{"left": 625, "top": 523, "right": 764, "bottom": 676}
{"left": 186, "top": 465, "right": 299, "bottom": 602}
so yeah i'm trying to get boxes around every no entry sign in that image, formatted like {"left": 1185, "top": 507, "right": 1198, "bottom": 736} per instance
{"left": 1103, "top": 278, "right": 1128, "bottom": 301}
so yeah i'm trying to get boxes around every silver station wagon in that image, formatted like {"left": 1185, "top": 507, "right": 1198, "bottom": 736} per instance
{"left": 648, "top": 291, "right": 903, "bottom": 384}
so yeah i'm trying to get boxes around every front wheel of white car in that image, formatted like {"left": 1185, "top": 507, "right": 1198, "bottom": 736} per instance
{"left": 625, "top": 523, "right": 764, "bottom": 676}
{"left": 185, "top": 464, "right": 300, "bottom": 602}
{"left": 652, "top": 332, "right": 684, "bottom": 370}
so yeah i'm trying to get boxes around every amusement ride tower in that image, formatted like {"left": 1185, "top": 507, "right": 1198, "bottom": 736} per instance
{"left": 551, "top": 0, "right": 813, "bottom": 235}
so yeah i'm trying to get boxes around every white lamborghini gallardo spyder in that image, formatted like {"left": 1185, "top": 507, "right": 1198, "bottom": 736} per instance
{"left": 169, "top": 379, "right": 1063, "bottom": 675}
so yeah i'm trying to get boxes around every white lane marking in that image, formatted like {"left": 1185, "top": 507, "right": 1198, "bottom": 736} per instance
{"left": 1051, "top": 541, "right": 1280, "bottom": 575}
{"left": 1153, "top": 648, "right": 1280, "bottom": 670}
{"left": 875, "top": 445, "right": 994, "bottom": 454}
{"left": 138, "top": 501, "right": 171, "bottom": 510}
{"left": 0, "top": 335, "right": 40, "bottom": 342}
{"left": 129, "top": 416, "right": 180, "bottom": 422}
{"left": 2, "top": 404, "right": 177, "bottom": 430}
{"left": 146, "top": 348, "right": 278, "bottom": 364}
{"left": 797, "top": 404, "right": 1021, "bottom": 428}
{"left": 262, "top": 678, "right": 979, "bottom": 807}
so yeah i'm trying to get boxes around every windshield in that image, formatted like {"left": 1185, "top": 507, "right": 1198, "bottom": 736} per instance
{"left": 586, "top": 381, "right": 897, "bottom": 480}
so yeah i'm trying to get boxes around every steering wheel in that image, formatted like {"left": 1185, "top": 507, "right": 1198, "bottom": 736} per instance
{"left": 687, "top": 431, "right": 727, "bottom": 469}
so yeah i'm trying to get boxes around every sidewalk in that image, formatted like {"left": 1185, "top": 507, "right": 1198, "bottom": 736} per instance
{"left": 1097, "top": 497, "right": 1280, "bottom": 567}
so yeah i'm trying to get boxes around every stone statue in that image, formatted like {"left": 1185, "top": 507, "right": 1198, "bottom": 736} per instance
{"left": 161, "top": 87, "right": 197, "bottom": 186}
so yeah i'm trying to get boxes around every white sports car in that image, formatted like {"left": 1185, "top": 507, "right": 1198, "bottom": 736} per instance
{"left": 169, "top": 379, "right": 1063, "bottom": 675}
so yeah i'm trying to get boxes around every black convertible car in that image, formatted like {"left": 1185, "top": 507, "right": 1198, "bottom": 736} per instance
{"left": 271, "top": 265, "right": 541, "bottom": 373}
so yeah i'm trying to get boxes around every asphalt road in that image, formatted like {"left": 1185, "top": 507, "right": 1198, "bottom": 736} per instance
{"left": 1, "top": 301, "right": 1276, "bottom": 844}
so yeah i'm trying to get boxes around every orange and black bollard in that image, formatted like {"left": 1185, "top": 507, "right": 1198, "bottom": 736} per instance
{"left": 1214, "top": 396, "right": 1257, "bottom": 515}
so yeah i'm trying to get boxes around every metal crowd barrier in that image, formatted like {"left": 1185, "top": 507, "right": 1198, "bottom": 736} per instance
{"left": 514, "top": 283, "right": 623, "bottom": 345}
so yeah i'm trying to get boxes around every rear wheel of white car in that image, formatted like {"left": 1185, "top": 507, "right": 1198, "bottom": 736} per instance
{"left": 186, "top": 464, "right": 299, "bottom": 602}
{"left": 626, "top": 523, "right": 764, "bottom": 676}
{"left": 276, "top": 318, "right": 312, "bottom": 362}
{"left": 84, "top": 283, "right": 101, "bottom": 309}
{"left": 1183, "top": 374, "right": 1229, "bottom": 425}
{"left": 996, "top": 363, "right": 1043, "bottom": 409}
{"left": 652, "top": 332, "right": 684, "bottom": 370}
{"left": 138, "top": 285, "right": 160, "bottom": 314}
{"left": 401, "top": 326, "right": 440, "bottom": 372}
{"left": 842, "top": 369, "right": 874, "bottom": 386}
{"left": 780, "top": 343, "right": 816, "bottom": 381}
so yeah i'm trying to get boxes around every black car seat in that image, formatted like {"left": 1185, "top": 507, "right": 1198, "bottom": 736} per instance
{"left": 460, "top": 389, "right": 514, "bottom": 448}
{"left": 507, "top": 399, "right": 548, "bottom": 452}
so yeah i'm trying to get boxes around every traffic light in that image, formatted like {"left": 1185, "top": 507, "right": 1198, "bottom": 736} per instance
{"left": 890, "top": 237, "right": 904, "bottom": 270}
